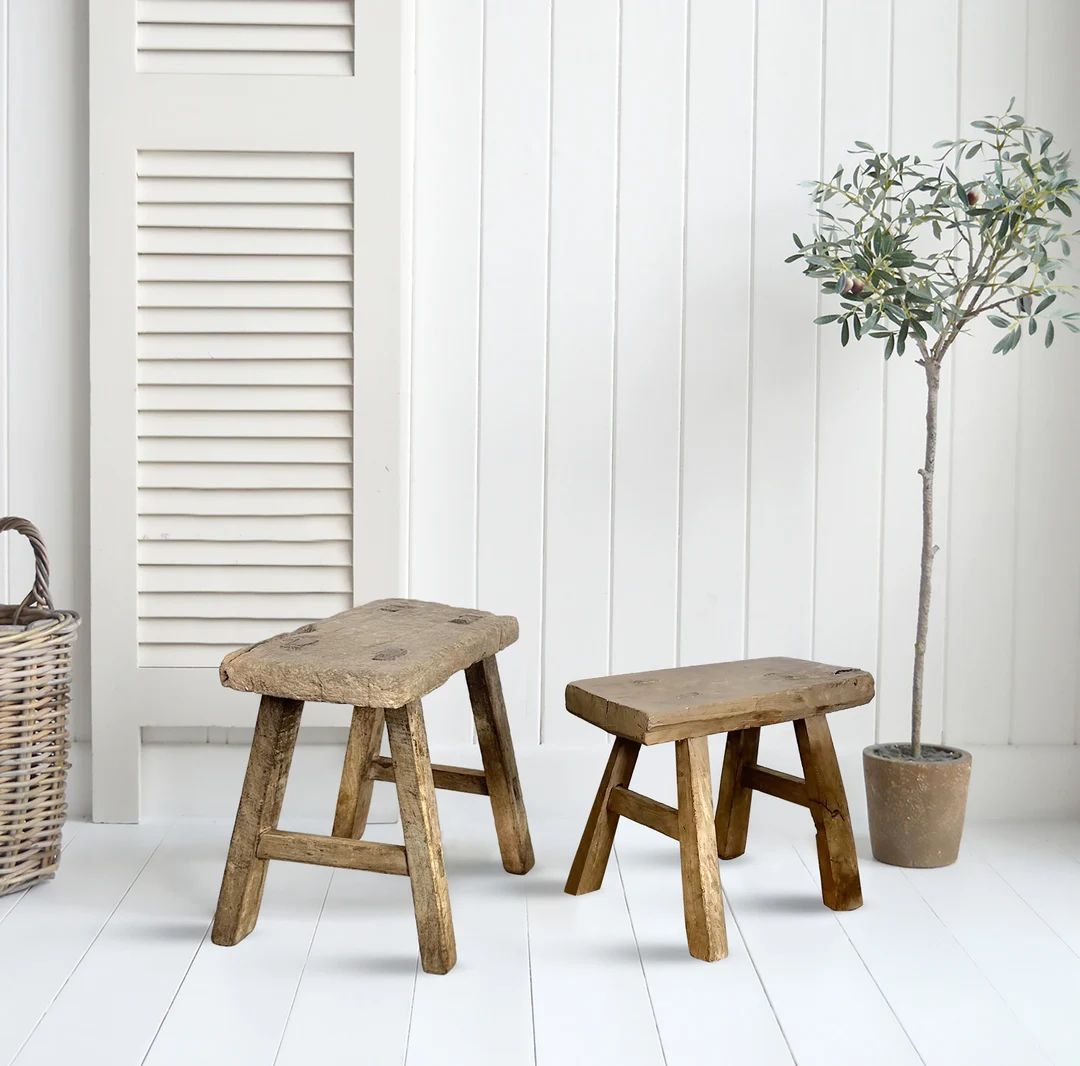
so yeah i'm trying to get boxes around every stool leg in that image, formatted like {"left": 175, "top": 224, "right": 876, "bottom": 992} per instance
{"left": 714, "top": 726, "right": 760, "bottom": 859}
{"left": 385, "top": 700, "right": 456, "bottom": 975}
{"left": 212, "top": 695, "right": 302, "bottom": 946}
{"left": 564, "top": 737, "right": 640, "bottom": 895}
{"left": 794, "top": 714, "right": 862, "bottom": 911}
{"left": 676, "top": 736, "right": 728, "bottom": 961}
{"left": 332, "top": 707, "right": 385, "bottom": 838}
{"left": 465, "top": 656, "right": 535, "bottom": 874}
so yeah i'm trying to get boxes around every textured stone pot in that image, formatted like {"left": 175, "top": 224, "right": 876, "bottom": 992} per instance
{"left": 863, "top": 744, "right": 972, "bottom": 868}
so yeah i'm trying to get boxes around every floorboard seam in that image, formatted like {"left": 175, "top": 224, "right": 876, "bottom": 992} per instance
{"left": 983, "top": 857, "right": 1080, "bottom": 963}
{"left": 524, "top": 894, "right": 539, "bottom": 1066}
{"left": 13, "top": 826, "right": 169, "bottom": 1064}
{"left": 400, "top": 955, "right": 420, "bottom": 1066}
{"left": 720, "top": 884, "right": 799, "bottom": 1066}
{"left": 139, "top": 919, "right": 212, "bottom": 1066}
{"left": 613, "top": 846, "right": 669, "bottom": 1066}
{"left": 897, "top": 858, "right": 1055, "bottom": 1059}
{"left": 271, "top": 868, "right": 336, "bottom": 1066}
{"left": 791, "top": 844, "right": 926, "bottom": 1066}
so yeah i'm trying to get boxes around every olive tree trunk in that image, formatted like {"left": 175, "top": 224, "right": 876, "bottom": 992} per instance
{"left": 911, "top": 358, "right": 941, "bottom": 759}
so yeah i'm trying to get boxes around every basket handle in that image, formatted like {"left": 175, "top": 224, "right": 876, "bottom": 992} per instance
{"left": 0, "top": 517, "right": 53, "bottom": 616}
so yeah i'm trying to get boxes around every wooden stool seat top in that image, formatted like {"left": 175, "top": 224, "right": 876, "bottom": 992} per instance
{"left": 566, "top": 657, "right": 874, "bottom": 744}
{"left": 219, "top": 598, "right": 518, "bottom": 709}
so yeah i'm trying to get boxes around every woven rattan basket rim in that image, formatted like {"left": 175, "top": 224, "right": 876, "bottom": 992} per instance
{"left": 0, "top": 610, "right": 80, "bottom": 641}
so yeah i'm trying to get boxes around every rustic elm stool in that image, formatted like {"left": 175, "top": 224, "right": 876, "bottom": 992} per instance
{"left": 564, "top": 657, "right": 874, "bottom": 961}
{"left": 211, "top": 598, "right": 534, "bottom": 975}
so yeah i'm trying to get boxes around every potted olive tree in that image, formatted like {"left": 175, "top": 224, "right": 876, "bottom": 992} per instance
{"left": 791, "top": 105, "right": 1079, "bottom": 867}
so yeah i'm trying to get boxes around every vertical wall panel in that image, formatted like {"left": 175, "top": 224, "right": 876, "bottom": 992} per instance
{"left": 1013, "top": 0, "right": 1080, "bottom": 743}
{"left": 609, "top": 0, "right": 687, "bottom": 674}
{"left": 409, "top": 0, "right": 484, "bottom": 743}
{"left": 944, "top": 0, "right": 1022, "bottom": 746}
{"left": 542, "top": 0, "right": 619, "bottom": 746}
{"left": 876, "top": 0, "right": 958, "bottom": 747}
{"left": 677, "top": 0, "right": 754, "bottom": 668}
{"left": 476, "top": 0, "right": 551, "bottom": 743}
{"left": 7, "top": 1, "right": 90, "bottom": 741}
{"left": 812, "top": 0, "right": 890, "bottom": 752}
{"left": 746, "top": 0, "right": 823, "bottom": 660}
{"left": 0, "top": 1, "right": 7, "bottom": 608}
{"left": 8, "top": 0, "right": 1080, "bottom": 791}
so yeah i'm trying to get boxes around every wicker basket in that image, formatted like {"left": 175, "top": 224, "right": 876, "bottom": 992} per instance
{"left": 0, "top": 518, "right": 80, "bottom": 896}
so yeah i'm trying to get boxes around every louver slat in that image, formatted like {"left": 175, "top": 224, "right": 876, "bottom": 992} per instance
{"left": 136, "top": 0, "right": 355, "bottom": 76}
{"left": 136, "top": 149, "right": 354, "bottom": 667}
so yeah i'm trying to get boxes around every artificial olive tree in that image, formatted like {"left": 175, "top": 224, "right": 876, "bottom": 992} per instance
{"left": 790, "top": 104, "right": 1079, "bottom": 758}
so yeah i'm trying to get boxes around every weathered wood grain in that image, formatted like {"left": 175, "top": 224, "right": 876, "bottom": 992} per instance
{"left": 220, "top": 598, "right": 519, "bottom": 709}
{"left": 743, "top": 765, "right": 809, "bottom": 808}
{"left": 794, "top": 714, "right": 862, "bottom": 911}
{"left": 715, "top": 726, "right": 760, "bottom": 859}
{"left": 608, "top": 786, "right": 679, "bottom": 841}
{"left": 385, "top": 700, "right": 457, "bottom": 974}
{"left": 564, "top": 737, "right": 641, "bottom": 895}
{"left": 257, "top": 830, "right": 407, "bottom": 876}
{"left": 676, "top": 736, "right": 727, "bottom": 961}
{"left": 332, "top": 706, "right": 384, "bottom": 838}
{"left": 211, "top": 694, "right": 302, "bottom": 946}
{"left": 466, "top": 655, "right": 535, "bottom": 874}
{"left": 370, "top": 755, "right": 489, "bottom": 795}
{"left": 566, "top": 657, "right": 874, "bottom": 743}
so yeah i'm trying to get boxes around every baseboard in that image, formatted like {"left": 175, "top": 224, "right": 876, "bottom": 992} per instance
{"left": 66, "top": 738, "right": 1080, "bottom": 823}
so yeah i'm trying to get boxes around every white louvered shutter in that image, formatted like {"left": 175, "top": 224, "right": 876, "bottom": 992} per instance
{"left": 136, "top": 0, "right": 356, "bottom": 75}
{"left": 90, "top": 1, "right": 409, "bottom": 821}
{"left": 135, "top": 150, "right": 356, "bottom": 667}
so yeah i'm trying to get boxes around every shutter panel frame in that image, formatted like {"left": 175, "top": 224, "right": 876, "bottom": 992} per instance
{"left": 90, "top": 0, "right": 410, "bottom": 821}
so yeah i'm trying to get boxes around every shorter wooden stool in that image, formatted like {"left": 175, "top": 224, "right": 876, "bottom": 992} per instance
{"left": 564, "top": 658, "right": 874, "bottom": 961}
{"left": 211, "top": 598, "right": 534, "bottom": 975}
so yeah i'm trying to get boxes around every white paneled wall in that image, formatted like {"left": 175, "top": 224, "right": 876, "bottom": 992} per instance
{"left": 2, "top": 0, "right": 91, "bottom": 746}
{"left": 405, "top": 0, "right": 1080, "bottom": 755}
{"left": 2, "top": 1, "right": 1080, "bottom": 816}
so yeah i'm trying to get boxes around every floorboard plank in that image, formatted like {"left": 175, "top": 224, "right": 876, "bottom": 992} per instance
{"left": 0, "top": 822, "right": 166, "bottom": 1064}
{"left": 968, "top": 823, "right": 1080, "bottom": 958}
{"left": 718, "top": 829, "right": 922, "bottom": 1066}
{"left": 527, "top": 815, "right": 666, "bottom": 1066}
{"left": 141, "top": 839, "right": 333, "bottom": 1066}
{"left": 273, "top": 823, "right": 417, "bottom": 1066}
{"left": 404, "top": 794, "right": 533, "bottom": 1066}
{"left": 905, "top": 842, "right": 1080, "bottom": 1065}
{"left": 4, "top": 814, "right": 1078, "bottom": 1066}
{"left": 615, "top": 820, "right": 794, "bottom": 1066}
{"left": 15, "top": 822, "right": 229, "bottom": 1066}
{"left": 793, "top": 837, "right": 1048, "bottom": 1066}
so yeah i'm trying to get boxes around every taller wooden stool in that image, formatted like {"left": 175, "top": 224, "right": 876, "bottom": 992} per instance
{"left": 564, "top": 658, "right": 874, "bottom": 961}
{"left": 211, "top": 598, "right": 534, "bottom": 975}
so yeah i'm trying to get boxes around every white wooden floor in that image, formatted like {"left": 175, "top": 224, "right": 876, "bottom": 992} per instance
{"left": 2, "top": 799, "right": 1079, "bottom": 1065}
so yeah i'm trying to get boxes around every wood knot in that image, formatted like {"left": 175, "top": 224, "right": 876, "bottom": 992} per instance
{"left": 449, "top": 615, "right": 478, "bottom": 625}
{"left": 279, "top": 636, "right": 318, "bottom": 650}
{"left": 372, "top": 645, "right": 408, "bottom": 661}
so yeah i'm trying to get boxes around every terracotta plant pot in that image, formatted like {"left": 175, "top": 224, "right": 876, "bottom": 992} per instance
{"left": 863, "top": 744, "right": 972, "bottom": 868}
